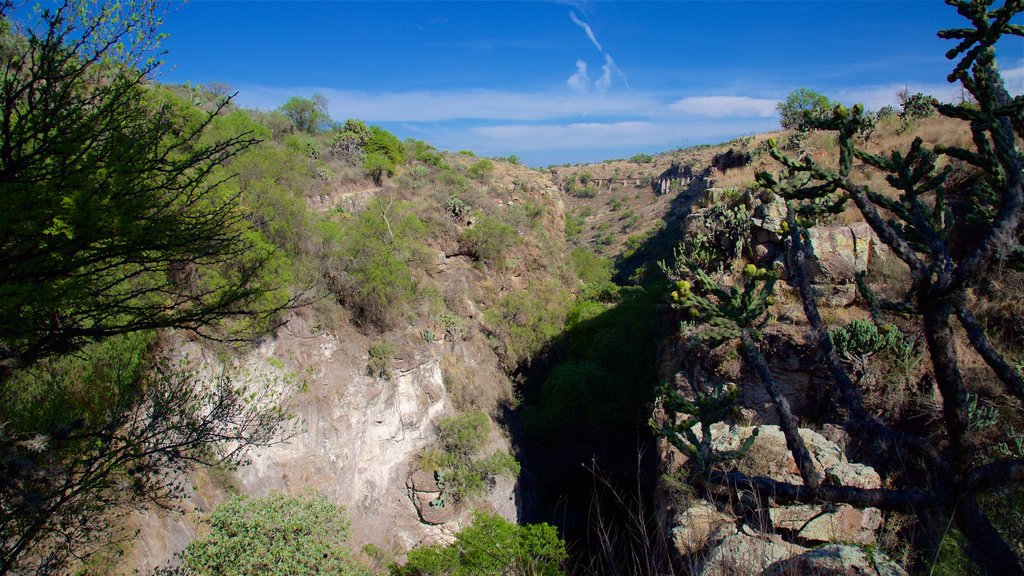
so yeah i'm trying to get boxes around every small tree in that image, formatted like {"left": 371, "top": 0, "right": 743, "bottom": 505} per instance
{"left": 279, "top": 93, "right": 330, "bottom": 133}
{"left": 0, "top": 1, "right": 288, "bottom": 368}
{"left": 776, "top": 87, "right": 833, "bottom": 130}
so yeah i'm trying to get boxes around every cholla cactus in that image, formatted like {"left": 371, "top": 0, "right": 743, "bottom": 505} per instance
{"left": 668, "top": 261, "right": 777, "bottom": 347}
{"left": 652, "top": 382, "right": 758, "bottom": 474}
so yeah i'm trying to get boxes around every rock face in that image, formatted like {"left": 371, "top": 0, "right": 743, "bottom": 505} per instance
{"left": 126, "top": 312, "right": 517, "bottom": 572}
{"left": 671, "top": 502, "right": 737, "bottom": 555}
{"left": 769, "top": 504, "right": 882, "bottom": 545}
{"left": 803, "top": 222, "right": 873, "bottom": 284}
{"left": 765, "top": 544, "right": 909, "bottom": 576}
{"left": 697, "top": 532, "right": 806, "bottom": 576}
{"left": 667, "top": 423, "right": 885, "bottom": 561}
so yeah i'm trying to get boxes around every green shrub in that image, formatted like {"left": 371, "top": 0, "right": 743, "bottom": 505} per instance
{"left": 337, "top": 200, "right": 426, "bottom": 328}
{"left": 436, "top": 410, "right": 490, "bottom": 456}
{"left": 776, "top": 87, "right": 833, "bottom": 130}
{"left": 182, "top": 492, "right": 364, "bottom": 576}
{"left": 485, "top": 280, "right": 573, "bottom": 368}
{"left": 898, "top": 89, "right": 936, "bottom": 121}
{"left": 630, "top": 153, "right": 654, "bottom": 164}
{"left": 367, "top": 340, "right": 396, "bottom": 379}
{"left": 364, "top": 152, "right": 395, "bottom": 185}
{"left": 467, "top": 159, "right": 495, "bottom": 181}
{"left": 460, "top": 215, "right": 519, "bottom": 269}
{"left": 392, "top": 512, "right": 566, "bottom": 576}
{"left": 421, "top": 411, "right": 520, "bottom": 503}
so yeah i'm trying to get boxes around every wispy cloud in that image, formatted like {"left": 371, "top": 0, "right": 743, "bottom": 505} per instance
{"left": 595, "top": 54, "right": 628, "bottom": 93}
{"left": 829, "top": 82, "right": 963, "bottom": 109}
{"left": 465, "top": 118, "right": 774, "bottom": 154}
{"left": 569, "top": 11, "right": 602, "bottom": 53}
{"left": 1002, "top": 63, "right": 1024, "bottom": 95}
{"left": 567, "top": 59, "right": 591, "bottom": 92}
{"left": 233, "top": 84, "right": 665, "bottom": 122}
{"left": 668, "top": 96, "right": 778, "bottom": 117}
{"left": 567, "top": 12, "right": 627, "bottom": 94}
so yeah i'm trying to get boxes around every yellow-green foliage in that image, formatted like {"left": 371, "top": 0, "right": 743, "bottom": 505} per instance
{"left": 461, "top": 214, "right": 520, "bottom": 270}
{"left": 182, "top": 492, "right": 365, "bottom": 576}
{"left": 485, "top": 279, "right": 573, "bottom": 368}
{"left": 337, "top": 199, "right": 427, "bottom": 328}
{"left": 392, "top": 512, "right": 566, "bottom": 576}
{"left": 419, "top": 411, "right": 520, "bottom": 503}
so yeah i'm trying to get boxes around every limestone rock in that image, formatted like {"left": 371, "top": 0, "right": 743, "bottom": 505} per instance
{"left": 804, "top": 222, "right": 874, "bottom": 284}
{"left": 765, "top": 543, "right": 908, "bottom": 576}
{"left": 671, "top": 501, "right": 737, "bottom": 555}
{"left": 690, "top": 424, "right": 845, "bottom": 485}
{"left": 698, "top": 533, "right": 805, "bottom": 576}
{"left": 769, "top": 504, "right": 882, "bottom": 544}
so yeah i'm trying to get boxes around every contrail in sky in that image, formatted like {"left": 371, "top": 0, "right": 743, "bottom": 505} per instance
{"left": 569, "top": 11, "right": 602, "bottom": 53}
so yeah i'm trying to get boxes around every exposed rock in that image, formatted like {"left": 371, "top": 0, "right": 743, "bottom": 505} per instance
{"left": 671, "top": 501, "right": 737, "bottom": 555}
{"left": 679, "top": 425, "right": 886, "bottom": 548}
{"left": 750, "top": 193, "right": 787, "bottom": 245}
{"left": 698, "top": 533, "right": 805, "bottom": 576}
{"left": 765, "top": 543, "right": 908, "bottom": 576}
{"left": 825, "top": 462, "right": 881, "bottom": 490}
{"left": 701, "top": 187, "right": 727, "bottom": 207}
{"left": 812, "top": 282, "right": 858, "bottom": 307}
{"left": 769, "top": 504, "right": 882, "bottom": 544}
{"left": 689, "top": 424, "right": 845, "bottom": 485}
{"left": 407, "top": 469, "right": 457, "bottom": 526}
{"left": 804, "top": 222, "right": 874, "bottom": 284}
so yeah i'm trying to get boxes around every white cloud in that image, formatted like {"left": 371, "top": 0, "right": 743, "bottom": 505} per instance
{"left": 1001, "top": 63, "right": 1024, "bottom": 95}
{"left": 569, "top": 11, "right": 602, "bottom": 53}
{"left": 567, "top": 59, "right": 591, "bottom": 92}
{"left": 669, "top": 96, "right": 779, "bottom": 118}
{"left": 233, "top": 84, "right": 665, "bottom": 122}
{"left": 595, "top": 54, "right": 627, "bottom": 93}
{"left": 829, "top": 82, "right": 963, "bottom": 109}
{"left": 465, "top": 118, "right": 775, "bottom": 153}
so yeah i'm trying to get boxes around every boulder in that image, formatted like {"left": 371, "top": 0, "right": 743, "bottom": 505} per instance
{"left": 765, "top": 544, "right": 908, "bottom": 576}
{"left": 407, "top": 469, "right": 456, "bottom": 525}
{"left": 671, "top": 501, "right": 737, "bottom": 555}
{"left": 698, "top": 533, "right": 805, "bottom": 576}
{"left": 689, "top": 424, "right": 845, "bottom": 485}
{"left": 769, "top": 504, "right": 882, "bottom": 545}
{"left": 804, "top": 222, "right": 874, "bottom": 284}
{"left": 750, "top": 193, "right": 788, "bottom": 245}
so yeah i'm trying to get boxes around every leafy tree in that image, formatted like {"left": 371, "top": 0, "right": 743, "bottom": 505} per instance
{"left": 392, "top": 512, "right": 566, "bottom": 576}
{"left": 659, "top": 2, "right": 1024, "bottom": 573}
{"left": 279, "top": 93, "right": 330, "bottom": 133}
{"left": 335, "top": 198, "right": 426, "bottom": 328}
{"left": 776, "top": 87, "right": 833, "bottom": 130}
{"left": 0, "top": 1, "right": 294, "bottom": 572}
{"left": 181, "top": 492, "right": 365, "bottom": 576}
{"left": 898, "top": 88, "right": 937, "bottom": 120}
{"left": 468, "top": 159, "right": 495, "bottom": 181}
{"left": 0, "top": 1, "right": 288, "bottom": 368}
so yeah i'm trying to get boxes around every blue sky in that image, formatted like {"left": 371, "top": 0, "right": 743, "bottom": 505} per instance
{"left": 157, "top": 1, "right": 1024, "bottom": 165}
